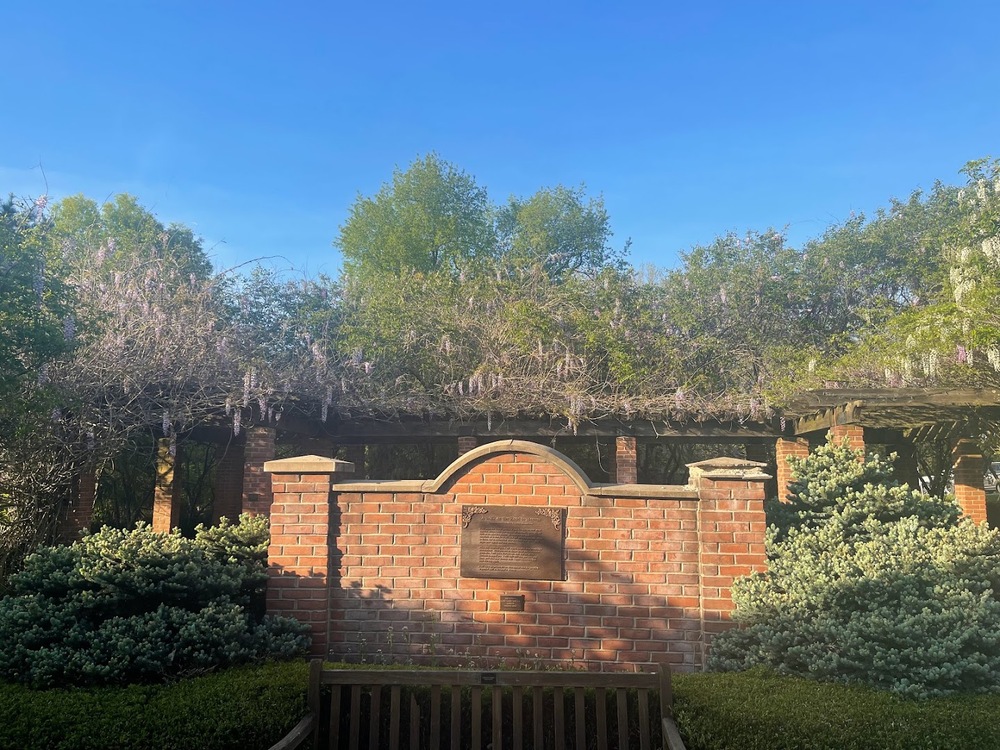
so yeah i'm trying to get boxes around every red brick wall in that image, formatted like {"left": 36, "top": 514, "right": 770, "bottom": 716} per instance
{"left": 689, "top": 460, "right": 769, "bottom": 663}
{"left": 266, "top": 442, "right": 769, "bottom": 671}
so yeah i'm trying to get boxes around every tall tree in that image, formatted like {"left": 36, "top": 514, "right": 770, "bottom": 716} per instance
{"left": 336, "top": 154, "right": 494, "bottom": 279}
{"left": 51, "top": 193, "right": 213, "bottom": 281}
{"left": 0, "top": 195, "right": 72, "bottom": 396}
{"left": 494, "top": 185, "right": 624, "bottom": 279}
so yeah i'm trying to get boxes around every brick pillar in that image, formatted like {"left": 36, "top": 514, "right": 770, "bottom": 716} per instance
{"left": 775, "top": 437, "right": 809, "bottom": 502}
{"left": 242, "top": 426, "right": 276, "bottom": 517}
{"left": 829, "top": 424, "right": 865, "bottom": 453}
{"left": 213, "top": 443, "right": 245, "bottom": 523}
{"left": 265, "top": 455, "right": 355, "bottom": 658}
{"left": 613, "top": 435, "right": 638, "bottom": 484}
{"left": 457, "top": 435, "right": 477, "bottom": 456}
{"left": 59, "top": 469, "right": 97, "bottom": 541}
{"left": 152, "top": 438, "right": 183, "bottom": 532}
{"left": 687, "top": 456, "right": 769, "bottom": 667}
{"left": 953, "top": 438, "right": 988, "bottom": 524}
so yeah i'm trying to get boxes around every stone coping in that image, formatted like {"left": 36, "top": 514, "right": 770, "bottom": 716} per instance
{"left": 264, "top": 455, "right": 355, "bottom": 474}
{"left": 329, "top": 479, "right": 699, "bottom": 500}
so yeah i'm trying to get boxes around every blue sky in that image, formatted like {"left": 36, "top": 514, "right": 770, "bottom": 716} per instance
{"left": 3, "top": 1, "right": 998, "bottom": 276}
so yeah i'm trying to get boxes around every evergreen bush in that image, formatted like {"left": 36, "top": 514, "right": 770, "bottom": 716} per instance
{"left": 0, "top": 515, "right": 309, "bottom": 687}
{"left": 709, "top": 439, "right": 1000, "bottom": 698}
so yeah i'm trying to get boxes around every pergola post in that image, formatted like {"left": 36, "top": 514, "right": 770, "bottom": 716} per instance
{"left": 59, "top": 468, "right": 97, "bottom": 541}
{"left": 152, "top": 438, "right": 183, "bottom": 532}
{"left": 953, "top": 438, "right": 988, "bottom": 524}
{"left": 775, "top": 437, "right": 809, "bottom": 502}
{"left": 242, "top": 426, "right": 276, "bottom": 517}
{"left": 829, "top": 424, "right": 865, "bottom": 453}
{"left": 457, "top": 434, "right": 477, "bottom": 456}
{"left": 612, "top": 435, "right": 638, "bottom": 484}
{"left": 213, "top": 442, "right": 245, "bottom": 523}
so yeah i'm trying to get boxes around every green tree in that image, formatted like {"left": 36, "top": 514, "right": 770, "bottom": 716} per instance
{"left": 0, "top": 195, "right": 71, "bottom": 396}
{"left": 336, "top": 154, "right": 495, "bottom": 279}
{"left": 52, "top": 193, "right": 213, "bottom": 280}
{"left": 495, "top": 185, "right": 624, "bottom": 279}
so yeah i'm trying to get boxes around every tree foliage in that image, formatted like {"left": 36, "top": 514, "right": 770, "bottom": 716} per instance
{"left": 337, "top": 154, "right": 495, "bottom": 278}
{"left": 3, "top": 155, "right": 999, "bottom": 579}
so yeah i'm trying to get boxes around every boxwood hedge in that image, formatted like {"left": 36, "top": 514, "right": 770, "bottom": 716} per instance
{"left": 673, "top": 669, "right": 1000, "bottom": 750}
{"left": 0, "top": 660, "right": 308, "bottom": 750}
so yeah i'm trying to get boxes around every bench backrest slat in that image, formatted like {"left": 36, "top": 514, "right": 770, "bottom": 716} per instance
{"left": 595, "top": 687, "right": 609, "bottom": 750}
{"left": 367, "top": 685, "right": 381, "bottom": 750}
{"left": 429, "top": 685, "right": 442, "bottom": 750}
{"left": 638, "top": 687, "right": 652, "bottom": 750}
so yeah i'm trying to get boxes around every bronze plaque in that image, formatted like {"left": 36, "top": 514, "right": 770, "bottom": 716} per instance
{"left": 460, "top": 505, "right": 565, "bottom": 580}
{"left": 500, "top": 595, "right": 526, "bottom": 612}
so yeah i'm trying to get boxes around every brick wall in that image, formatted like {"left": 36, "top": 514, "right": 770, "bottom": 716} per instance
{"left": 267, "top": 440, "right": 769, "bottom": 671}
{"left": 613, "top": 436, "right": 638, "bottom": 484}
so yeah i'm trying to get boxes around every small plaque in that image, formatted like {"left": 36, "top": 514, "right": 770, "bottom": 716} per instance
{"left": 500, "top": 595, "right": 526, "bottom": 612}
{"left": 461, "top": 505, "right": 565, "bottom": 580}
{"left": 480, "top": 673, "right": 497, "bottom": 685}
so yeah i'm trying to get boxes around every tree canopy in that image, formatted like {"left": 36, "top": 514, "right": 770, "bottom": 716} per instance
{"left": 2, "top": 155, "right": 1000, "bottom": 574}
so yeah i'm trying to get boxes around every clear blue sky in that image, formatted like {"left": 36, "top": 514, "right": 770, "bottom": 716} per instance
{"left": 3, "top": 1, "right": 998, "bottom": 276}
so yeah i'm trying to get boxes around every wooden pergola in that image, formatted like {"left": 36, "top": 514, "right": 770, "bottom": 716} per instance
{"left": 773, "top": 387, "right": 1000, "bottom": 524}
{"left": 57, "top": 388, "right": 1000, "bottom": 537}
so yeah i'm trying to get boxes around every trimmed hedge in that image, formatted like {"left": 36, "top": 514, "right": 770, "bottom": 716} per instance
{"left": 673, "top": 669, "right": 1000, "bottom": 750}
{"left": 0, "top": 660, "right": 308, "bottom": 750}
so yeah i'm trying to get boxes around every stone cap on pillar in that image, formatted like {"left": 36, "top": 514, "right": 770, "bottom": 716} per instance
{"left": 686, "top": 456, "right": 771, "bottom": 484}
{"left": 263, "top": 455, "right": 356, "bottom": 475}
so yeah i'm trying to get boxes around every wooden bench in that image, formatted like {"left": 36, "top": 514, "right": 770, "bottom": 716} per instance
{"left": 270, "top": 659, "right": 686, "bottom": 750}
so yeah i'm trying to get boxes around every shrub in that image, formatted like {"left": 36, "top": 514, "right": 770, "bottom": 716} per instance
{"left": 0, "top": 660, "right": 309, "bottom": 750}
{"left": 709, "top": 439, "right": 1000, "bottom": 698}
{"left": 673, "top": 669, "right": 1000, "bottom": 750}
{"left": 0, "top": 516, "right": 309, "bottom": 687}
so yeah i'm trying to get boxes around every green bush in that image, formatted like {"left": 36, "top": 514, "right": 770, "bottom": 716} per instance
{"left": 0, "top": 660, "right": 309, "bottom": 750}
{"left": 673, "top": 669, "right": 1000, "bottom": 750}
{"left": 0, "top": 516, "right": 309, "bottom": 687}
{"left": 710, "top": 439, "right": 1000, "bottom": 698}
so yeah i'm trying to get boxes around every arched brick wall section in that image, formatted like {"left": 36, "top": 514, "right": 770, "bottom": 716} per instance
{"left": 266, "top": 441, "right": 768, "bottom": 671}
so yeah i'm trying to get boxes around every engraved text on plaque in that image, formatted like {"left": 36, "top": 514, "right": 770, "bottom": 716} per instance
{"left": 460, "top": 505, "right": 565, "bottom": 580}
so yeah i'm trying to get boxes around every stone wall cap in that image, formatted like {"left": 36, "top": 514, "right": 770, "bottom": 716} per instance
{"left": 587, "top": 483, "right": 698, "bottom": 499}
{"left": 686, "top": 456, "right": 767, "bottom": 471}
{"left": 264, "top": 455, "right": 355, "bottom": 474}
{"left": 687, "top": 456, "right": 771, "bottom": 482}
